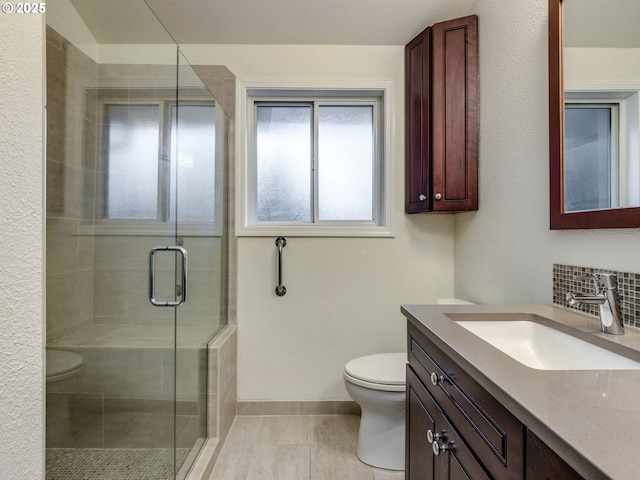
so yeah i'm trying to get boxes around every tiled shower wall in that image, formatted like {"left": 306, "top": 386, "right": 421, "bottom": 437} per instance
{"left": 553, "top": 264, "right": 640, "bottom": 328}
{"left": 46, "top": 27, "right": 237, "bottom": 337}
{"left": 46, "top": 26, "right": 97, "bottom": 341}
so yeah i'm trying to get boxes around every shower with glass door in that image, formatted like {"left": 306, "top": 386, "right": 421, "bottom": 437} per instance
{"left": 44, "top": 1, "right": 231, "bottom": 478}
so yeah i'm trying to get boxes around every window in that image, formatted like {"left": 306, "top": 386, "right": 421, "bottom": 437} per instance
{"left": 241, "top": 87, "right": 391, "bottom": 237}
{"left": 98, "top": 90, "right": 219, "bottom": 229}
{"left": 564, "top": 103, "right": 618, "bottom": 212}
{"left": 564, "top": 90, "right": 640, "bottom": 213}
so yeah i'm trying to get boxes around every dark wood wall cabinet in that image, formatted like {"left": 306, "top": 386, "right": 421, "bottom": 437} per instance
{"left": 406, "top": 321, "right": 584, "bottom": 480}
{"left": 405, "top": 15, "right": 478, "bottom": 214}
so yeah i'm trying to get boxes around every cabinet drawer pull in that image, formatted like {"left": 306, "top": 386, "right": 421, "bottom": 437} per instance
{"left": 435, "top": 193, "right": 442, "bottom": 200}
{"left": 427, "top": 429, "right": 444, "bottom": 443}
{"left": 419, "top": 194, "right": 427, "bottom": 201}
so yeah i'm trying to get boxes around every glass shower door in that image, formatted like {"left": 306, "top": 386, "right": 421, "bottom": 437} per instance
{"left": 44, "top": 2, "right": 223, "bottom": 479}
{"left": 166, "top": 53, "right": 225, "bottom": 478}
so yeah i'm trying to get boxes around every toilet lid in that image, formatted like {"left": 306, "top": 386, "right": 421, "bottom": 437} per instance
{"left": 46, "top": 350, "right": 84, "bottom": 378}
{"left": 344, "top": 353, "right": 406, "bottom": 386}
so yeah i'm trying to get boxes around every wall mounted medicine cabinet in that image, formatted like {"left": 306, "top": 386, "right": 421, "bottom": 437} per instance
{"left": 405, "top": 15, "right": 478, "bottom": 214}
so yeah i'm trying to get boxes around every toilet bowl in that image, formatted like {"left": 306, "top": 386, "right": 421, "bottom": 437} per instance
{"left": 46, "top": 349, "right": 84, "bottom": 383}
{"left": 343, "top": 352, "right": 407, "bottom": 470}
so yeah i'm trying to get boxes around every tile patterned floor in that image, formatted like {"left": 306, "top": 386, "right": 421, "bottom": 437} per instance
{"left": 45, "top": 448, "right": 190, "bottom": 479}
{"left": 209, "top": 415, "right": 405, "bottom": 480}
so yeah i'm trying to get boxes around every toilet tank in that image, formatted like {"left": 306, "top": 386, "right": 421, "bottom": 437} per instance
{"left": 436, "top": 298, "right": 475, "bottom": 305}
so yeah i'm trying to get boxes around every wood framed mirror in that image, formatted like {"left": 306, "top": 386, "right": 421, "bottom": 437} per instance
{"left": 549, "top": 0, "right": 640, "bottom": 229}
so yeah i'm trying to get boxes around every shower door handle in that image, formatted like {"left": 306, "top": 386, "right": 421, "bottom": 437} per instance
{"left": 149, "top": 246, "right": 188, "bottom": 307}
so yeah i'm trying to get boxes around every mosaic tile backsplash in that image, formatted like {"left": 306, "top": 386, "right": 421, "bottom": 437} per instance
{"left": 553, "top": 264, "right": 640, "bottom": 328}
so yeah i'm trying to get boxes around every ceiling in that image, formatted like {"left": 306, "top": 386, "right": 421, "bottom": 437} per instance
{"left": 69, "top": 0, "right": 475, "bottom": 45}
{"left": 66, "top": 0, "right": 640, "bottom": 48}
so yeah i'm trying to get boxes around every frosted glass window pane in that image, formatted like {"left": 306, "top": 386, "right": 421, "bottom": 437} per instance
{"left": 256, "top": 105, "right": 311, "bottom": 222}
{"left": 318, "top": 106, "right": 374, "bottom": 221}
{"left": 105, "top": 105, "right": 159, "bottom": 219}
{"left": 564, "top": 107, "right": 612, "bottom": 212}
{"left": 170, "top": 105, "right": 216, "bottom": 222}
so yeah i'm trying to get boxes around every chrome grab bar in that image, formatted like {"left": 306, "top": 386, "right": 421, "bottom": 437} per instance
{"left": 149, "top": 246, "right": 188, "bottom": 307}
{"left": 275, "top": 236, "right": 286, "bottom": 297}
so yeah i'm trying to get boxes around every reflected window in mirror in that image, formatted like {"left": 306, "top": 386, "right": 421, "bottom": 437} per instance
{"left": 564, "top": 102, "right": 616, "bottom": 212}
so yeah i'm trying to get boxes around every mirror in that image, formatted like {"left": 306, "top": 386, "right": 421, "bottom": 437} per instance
{"left": 549, "top": 0, "right": 640, "bottom": 228}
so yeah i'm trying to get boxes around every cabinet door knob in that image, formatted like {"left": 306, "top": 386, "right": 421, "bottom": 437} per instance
{"left": 427, "top": 429, "right": 443, "bottom": 443}
{"left": 430, "top": 372, "right": 445, "bottom": 386}
{"left": 419, "top": 194, "right": 427, "bottom": 201}
{"left": 434, "top": 193, "right": 442, "bottom": 201}
{"left": 432, "top": 440, "right": 452, "bottom": 456}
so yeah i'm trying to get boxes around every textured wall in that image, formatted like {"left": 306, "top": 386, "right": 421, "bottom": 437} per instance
{"left": 455, "top": 0, "right": 640, "bottom": 304}
{"left": 0, "top": 12, "right": 45, "bottom": 479}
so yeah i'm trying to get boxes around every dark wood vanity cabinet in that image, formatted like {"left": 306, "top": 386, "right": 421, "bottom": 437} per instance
{"left": 406, "top": 321, "right": 586, "bottom": 480}
{"left": 405, "top": 15, "right": 478, "bottom": 214}
{"left": 406, "top": 322, "right": 524, "bottom": 479}
{"left": 407, "top": 366, "right": 490, "bottom": 480}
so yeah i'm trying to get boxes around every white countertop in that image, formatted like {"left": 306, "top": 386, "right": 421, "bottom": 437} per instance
{"left": 401, "top": 303, "right": 640, "bottom": 480}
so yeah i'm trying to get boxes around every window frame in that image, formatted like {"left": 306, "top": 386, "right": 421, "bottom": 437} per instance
{"left": 88, "top": 88, "right": 224, "bottom": 237}
{"left": 564, "top": 100, "right": 620, "bottom": 210}
{"left": 238, "top": 82, "right": 394, "bottom": 237}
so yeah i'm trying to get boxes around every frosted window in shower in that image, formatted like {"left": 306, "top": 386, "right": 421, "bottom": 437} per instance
{"left": 101, "top": 99, "right": 216, "bottom": 224}
{"left": 170, "top": 105, "right": 217, "bottom": 222}
{"left": 105, "top": 105, "right": 160, "bottom": 219}
{"left": 318, "top": 105, "right": 374, "bottom": 221}
{"left": 256, "top": 105, "right": 312, "bottom": 222}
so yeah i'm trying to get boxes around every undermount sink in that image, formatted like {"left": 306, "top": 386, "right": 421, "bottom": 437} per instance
{"left": 456, "top": 320, "right": 640, "bottom": 370}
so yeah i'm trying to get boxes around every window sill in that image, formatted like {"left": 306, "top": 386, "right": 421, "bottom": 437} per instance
{"left": 78, "top": 222, "right": 222, "bottom": 237}
{"left": 237, "top": 224, "right": 394, "bottom": 238}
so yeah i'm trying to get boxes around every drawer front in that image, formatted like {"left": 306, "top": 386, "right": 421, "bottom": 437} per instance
{"left": 408, "top": 322, "right": 524, "bottom": 479}
{"left": 407, "top": 366, "right": 491, "bottom": 480}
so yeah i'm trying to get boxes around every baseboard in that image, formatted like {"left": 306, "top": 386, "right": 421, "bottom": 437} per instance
{"left": 236, "top": 400, "right": 360, "bottom": 416}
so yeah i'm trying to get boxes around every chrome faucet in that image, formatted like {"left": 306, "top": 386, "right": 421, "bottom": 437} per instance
{"left": 566, "top": 273, "right": 624, "bottom": 335}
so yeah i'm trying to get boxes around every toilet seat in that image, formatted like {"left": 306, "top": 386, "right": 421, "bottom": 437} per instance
{"left": 344, "top": 353, "right": 406, "bottom": 392}
{"left": 46, "top": 350, "right": 84, "bottom": 383}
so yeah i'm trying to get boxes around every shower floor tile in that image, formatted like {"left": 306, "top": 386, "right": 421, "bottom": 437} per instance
{"left": 45, "top": 448, "right": 190, "bottom": 480}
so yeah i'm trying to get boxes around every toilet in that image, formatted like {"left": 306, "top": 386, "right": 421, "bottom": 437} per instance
{"left": 46, "top": 349, "right": 84, "bottom": 383}
{"left": 344, "top": 299, "right": 474, "bottom": 471}
{"left": 343, "top": 352, "right": 407, "bottom": 470}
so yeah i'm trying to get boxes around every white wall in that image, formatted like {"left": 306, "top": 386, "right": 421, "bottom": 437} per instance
{"left": 183, "top": 45, "right": 457, "bottom": 401}
{"left": 455, "top": 0, "right": 640, "bottom": 304}
{"left": 565, "top": 48, "right": 640, "bottom": 88}
{"left": 0, "top": 12, "right": 45, "bottom": 479}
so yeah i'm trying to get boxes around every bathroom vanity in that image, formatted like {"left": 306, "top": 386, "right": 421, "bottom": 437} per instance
{"left": 402, "top": 304, "right": 640, "bottom": 479}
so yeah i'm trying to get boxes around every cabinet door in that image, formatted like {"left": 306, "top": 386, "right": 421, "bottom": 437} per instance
{"left": 526, "top": 430, "right": 584, "bottom": 480}
{"left": 407, "top": 365, "right": 437, "bottom": 478}
{"left": 407, "top": 366, "right": 491, "bottom": 480}
{"left": 431, "top": 15, "right": 478, "bottom": 211}
{"left": 405, "top": 26, "right": 432, "bottom": 213}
